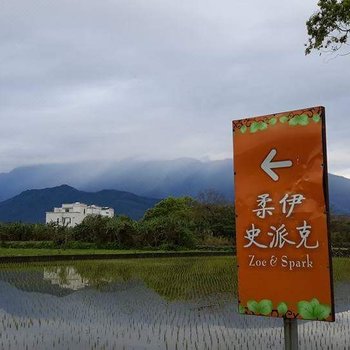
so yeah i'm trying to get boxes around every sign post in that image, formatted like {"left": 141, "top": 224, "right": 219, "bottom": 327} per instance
{"left": 232, "top": 106, "right": 334, "bottom": 348}
{"left": 284, "top": 318, "right": 298, "bottom": 350}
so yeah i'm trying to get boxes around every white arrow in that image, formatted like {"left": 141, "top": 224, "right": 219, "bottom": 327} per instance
{"left": 261, "top": 149, "right": 293, "bottom": 181}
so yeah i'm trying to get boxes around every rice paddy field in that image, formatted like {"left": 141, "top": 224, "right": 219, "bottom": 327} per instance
{"left": 0, "top": 256, "right": 349, "bottom": 349}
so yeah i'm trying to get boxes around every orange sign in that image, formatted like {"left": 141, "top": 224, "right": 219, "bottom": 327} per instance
{"left": 233, "top": 106, "right": 334, "bottom": 321}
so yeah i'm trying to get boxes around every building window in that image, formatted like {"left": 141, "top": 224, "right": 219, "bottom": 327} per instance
{"left": 63, "top": 217, "right": 71, "bottom": 226}
{"left": 65, "top": 209, "right": 69, "bottom": 212}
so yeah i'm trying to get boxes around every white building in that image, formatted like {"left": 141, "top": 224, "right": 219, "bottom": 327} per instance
{"left": 43, "top": 267, "right": 89, "bottom": 290}
{"left": 43, "top": 266, "right": 112, "bottom": 290}
{"left": 46, "top": 202, "right": 114, "bottom": 227}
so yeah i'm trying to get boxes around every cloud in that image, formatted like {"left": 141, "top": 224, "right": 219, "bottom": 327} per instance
{"left": 0, "top": 0, "right": 349, "bottom": 176}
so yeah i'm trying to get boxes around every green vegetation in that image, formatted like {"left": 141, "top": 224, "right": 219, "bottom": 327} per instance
{"left": 330, "top": 216, "right": 350, "bottom": 247}
{"left": 332, "top": 257, "right": 350, "bottom": 281}
{"left": 1, "top": 256, "right": 238, "bottom": 300}
{"left": 0, "top": 256, "right": 348, "bottom": 303}
{"left": 0, "top": 193, "right": 235, "bottom": 252}
{"left": 73, "top": 256, "right": 237, "bottom": 300}
{"left": 0, "top": 248, "right": 212, "bottom": 257}
{"left": 0, "top": 256, "right": 349, "bottom": 349}
{"left": 305, "top": 0, "right": 350, "bottom": 55}
{"left": 0, "top": 194, "right": 349, "bottom": 257}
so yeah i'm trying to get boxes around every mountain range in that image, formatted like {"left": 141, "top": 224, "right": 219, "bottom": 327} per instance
{"left": 0, "top": 158, "right": 231, "bottom": 201}
{"left": 0, "top": 158, "right": 349, "bottom": 223}
{"left": 0, "top": 185, "right": 159, "bottom": 222}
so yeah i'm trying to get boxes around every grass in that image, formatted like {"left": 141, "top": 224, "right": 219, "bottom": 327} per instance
{"left": 0, "top": 247, "right": 226, "bottom": 257}
{"left": 332, "top": 257, "right": 350, "bottom": 282}
{"left": 0, "top": 248, "right": 144, "bottom": 256}
{"left": 0, "top": 256, "right": 238, "bottom": 300}
{"left": 1, "top": 256, "right": 348, "bottom": 300}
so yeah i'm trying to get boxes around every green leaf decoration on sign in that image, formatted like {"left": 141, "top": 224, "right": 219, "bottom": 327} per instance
{"left": 239, "top": 304, "right": 246, "bottom": 314}
{"left": 269, "top": 117, "right": 277, "bottom": 125}
{"left": 279, "top": 115, "right": 288, "bottom": 123}
{"left": 288, "top": 116, "right": 299, "bottom": 126}
{"left": 240, "top": 125, "right": 247, "bottom": 134}
{"left": 247, "top": 300, "right": 259, "bottom": 313}
{"left": 312, "top": 113, "right": 321, "bottom": 123}
{"left": 277, "top": 302, "right": 288, "bottom": 316}
{"left": 250, "top": 122, "right": 259, "bottom": 133}
{"left": 289, "top": 114, "right": 310, "bottom": 126}
{"left": 258, "top": 121, "right": 268, "bottom": 130}
{"left": 258, "top": 299, "right": 273, "bottom": 315}
{"left": 247, "top": 299, "right": 273, "bottom": 315}
{"left": 249, "top": 121, "right": 268, "bottom": 133}
{"left": 297, "top": 298, "right": 331, "bottom": 320}
{"left": 310, "top": 298, "right": 319, "bottom": 308}
{"left": 314, "top": 304, "right": 331, "bottom": 320}
{"left": 238, "top": 111, "right": 316, "bottom": 135}
{"left": 298, "top": 114, "right": 309, "bottom": 126}
{"left": 298, "top": 300, "right": 315, "bottom": 319}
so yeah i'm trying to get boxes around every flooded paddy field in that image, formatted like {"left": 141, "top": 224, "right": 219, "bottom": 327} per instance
{"left": 0, "top": 257, "right": 349, "bottom": 349}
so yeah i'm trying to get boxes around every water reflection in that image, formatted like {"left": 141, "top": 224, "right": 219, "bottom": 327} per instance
{"left": 0, "top": 257, "right": 349, "bottom": 349}
{"left": 43, "top": 267, "right": 90, "bottom": 290}
{"left": 0, "top": 257, "right": 238, "bottom": 300}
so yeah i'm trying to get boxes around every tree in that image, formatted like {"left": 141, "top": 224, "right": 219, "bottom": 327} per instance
{"left": 195, "top": 190, "right": 235, "bottom": 239}
{"left": 143, "top": 197, "right": 196, "bottom": 221}
{"left": 107, "top": 215, "right": 137, "bottom": 247}
{"left": 73, "top": 215, "right": 112, "bottom": 244}
{"left": 305, "top": 0, "right": 350, "bottom": 55}
{"left": 141, "top": 197, "right": 197, "bottom": 248}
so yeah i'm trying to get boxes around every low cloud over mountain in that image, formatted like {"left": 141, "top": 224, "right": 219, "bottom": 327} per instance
{"left": 0, "top": 158, "right": 349, "bottom": 218}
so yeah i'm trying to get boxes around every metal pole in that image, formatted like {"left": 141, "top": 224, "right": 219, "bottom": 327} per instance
{"left": 283, "top": 318, "right": 298, "bottom": 350}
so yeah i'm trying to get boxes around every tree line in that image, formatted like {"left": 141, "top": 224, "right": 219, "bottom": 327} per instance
{"left": 0, "top": 193, "right": 349, "bottom": 249}
{"left": 330, "top": 216, "right": 350, "bottom": 248}
{"left": 0, "top": 192, "right": 235, "bottom": 249}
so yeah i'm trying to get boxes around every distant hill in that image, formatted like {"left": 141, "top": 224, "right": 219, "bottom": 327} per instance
{"left": 0, "top": 185, "right": 160, "bottom": 223}
{"left": 327, "top": 173, "right": 350, "bottom": 214}
{"left": 0, "top": 158, "right": 349, "bottom": 215}
{"left": 0, "top": 158, "right": 231, "bottom": 201}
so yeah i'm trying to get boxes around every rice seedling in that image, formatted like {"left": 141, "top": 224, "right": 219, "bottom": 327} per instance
{"left": 0, "top": 257, "right": 348, "bottom": 349}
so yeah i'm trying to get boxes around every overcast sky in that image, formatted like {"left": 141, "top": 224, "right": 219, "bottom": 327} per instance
{"left": 1, "top": 0, "right": 349, "bottom": 177}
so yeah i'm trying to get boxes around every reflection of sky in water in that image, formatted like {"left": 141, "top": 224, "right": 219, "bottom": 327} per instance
{"left": 0, "top": 263, "right": 349, "bottom": 349}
